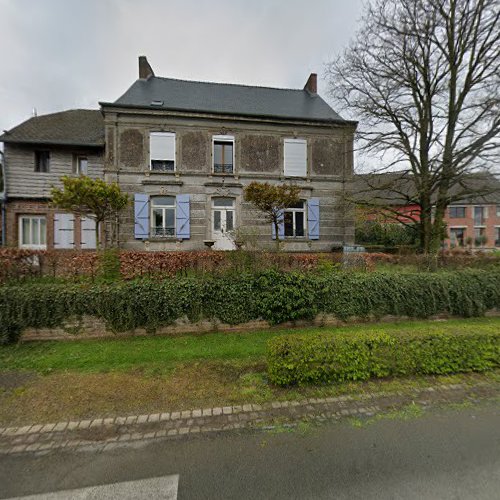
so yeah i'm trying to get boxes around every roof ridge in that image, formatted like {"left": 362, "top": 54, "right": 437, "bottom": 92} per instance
{"left": 149, "top": 75, "right": 307, "bottom": 93}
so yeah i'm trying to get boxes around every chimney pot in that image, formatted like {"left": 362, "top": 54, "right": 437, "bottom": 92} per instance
{"left": 139, "top": 56, "right": 155, "bottom": 79}
{"left": 303, "top": 73, "right": 317, "bottom": 94}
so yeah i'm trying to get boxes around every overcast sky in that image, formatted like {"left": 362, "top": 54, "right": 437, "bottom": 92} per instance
{"left": 0, "top": 0, "right": 364, "bottom": 134}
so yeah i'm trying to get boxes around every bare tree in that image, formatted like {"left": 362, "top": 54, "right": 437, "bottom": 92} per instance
{"left": 326, "top": 0, "right": 500, "bottom": 253}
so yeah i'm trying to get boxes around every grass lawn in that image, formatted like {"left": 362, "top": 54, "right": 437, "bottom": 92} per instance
{"left": 1, "top": 317, "right": 499, "bottom": 426}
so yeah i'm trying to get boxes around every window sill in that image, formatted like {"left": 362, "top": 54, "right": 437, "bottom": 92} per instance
{"left": 19, "top": 245, "right": 47, "bottom": 250}
{"left": 146, "top": 237, "right": 181, "bottom": 243}
{"left": 147, "top": 170, "right": 177, "bottom": 175}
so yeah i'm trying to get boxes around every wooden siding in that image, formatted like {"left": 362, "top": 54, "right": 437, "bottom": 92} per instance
{"left": 4, "top": 144, "right": 104, "bottom": 198}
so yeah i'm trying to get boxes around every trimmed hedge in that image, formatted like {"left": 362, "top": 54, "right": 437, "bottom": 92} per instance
{"left": 1, "top": 269, "right": 500, "bottom": 344}
{"left": 267, "top": 329, "right": 500, "bottom": 386}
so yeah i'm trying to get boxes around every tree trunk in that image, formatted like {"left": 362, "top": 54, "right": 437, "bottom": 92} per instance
{"left": 95, "top": 220, "right": 100, "bottom": 251}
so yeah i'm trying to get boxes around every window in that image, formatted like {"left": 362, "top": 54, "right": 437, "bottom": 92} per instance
{"left": 35, "top": 151, "right": 50, "bottom": 173}
{"left": 151, "top": 196, "right": 176, "bottom": 237}
{"left": 449, "top": 228, "right": 465, "bottom": 247}
{"left": 150, "top": 132, "right": 175, "bottom": 172}
{"left": 474, "top": 206, "right": 486, "bottom": 226}
{"left": 19, "top": 216, "right": 46, "bottom": 249}
{"left": 73, "top": 155, "right": 88, "bottom": 175}
{"left": 495, "top": 227, "right": 500, "bottom": 247}
{"left": 496, "top": 205, "right": 500, "bottom": 217}
{"left": 212, "top": 198, "right": 235, "bottom": 232}
{"left": 474, "top": 227, "right": 487, "bottom": 247}
{"left": 213, "top": 136, "right": 234, "bottom": 174}
{"left": 284, "top": 201, "right": 306, "bottom": 238}
{"left": 284, "top": 138, "right": 307, "bottom": 177}
{"left": 449, "top": 206, "right": 466, "bottom": 218}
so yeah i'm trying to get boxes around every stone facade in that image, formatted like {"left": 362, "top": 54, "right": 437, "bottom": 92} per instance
{"left": 103, "top": 108, "right": 356, "bottom": 252}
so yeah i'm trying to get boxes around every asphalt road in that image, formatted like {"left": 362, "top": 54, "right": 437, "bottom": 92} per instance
{"left": 1, "top": 403, "right": 499, "bottom": 499}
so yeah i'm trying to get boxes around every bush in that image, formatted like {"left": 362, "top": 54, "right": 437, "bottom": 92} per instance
{"left": 356, "top": 221, "right": 417, "bottom": 247}
{"left": 267, "top": 328, "right": 500, "bottom": 386}
{"left": 1, "top": 268, "right": 500, "bottom": 344}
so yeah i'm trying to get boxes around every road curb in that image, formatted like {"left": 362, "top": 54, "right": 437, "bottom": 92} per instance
{"left": 1, "top": 381, "right": 498, "bottom": 455}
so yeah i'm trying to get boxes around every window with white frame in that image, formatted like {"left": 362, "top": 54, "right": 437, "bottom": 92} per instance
{"left": 213, "top": 135, "right": 234, "bottom": 174}
{"left": 284, "top": 201, "right": 306, "bottom": 238}
{"left": 284, "top": 138, "right": 307, "bottom": 177}
{"left": 19, "top": 216, "right": 46, "bottom": 249}
{"left": 74, "top": 155, "right": 88, "bottom": 175}
{"left": 150, "top": 132, "right": 175, "bottom": 172}
{"left": 151, "top": 196, "right": 176, "bottom": 237}
{"left": 449, "top": 227, "right": 465, "bottom": 247}
{"left": 474, "top": 206, "right": 486, "bottom": 226}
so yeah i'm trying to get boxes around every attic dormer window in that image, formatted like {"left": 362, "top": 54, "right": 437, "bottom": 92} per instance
{"left": 150, "top": 132, "right": 175, "bottom": 172}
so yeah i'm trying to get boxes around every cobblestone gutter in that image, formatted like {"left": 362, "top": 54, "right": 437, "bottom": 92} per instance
{"left": 1, "top": 382, "right": 498, "bottom": 455}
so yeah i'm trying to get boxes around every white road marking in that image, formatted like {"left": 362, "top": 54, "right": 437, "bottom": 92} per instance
{"left": 6, "top": 474, "right": 179, "bottom": 499}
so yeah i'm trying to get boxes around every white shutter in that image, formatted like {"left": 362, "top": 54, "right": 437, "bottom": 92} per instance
{"left": 284, "top": 139, "right": 307, "bottom": 177}
{"left": 54, "top": 213, "right": 75, "bottom": 249}
{"left": 150, "top": 132, "right": 175, "bottom": 161}
{"left": 81, "top": 217, "right": 97, "bottom": 249}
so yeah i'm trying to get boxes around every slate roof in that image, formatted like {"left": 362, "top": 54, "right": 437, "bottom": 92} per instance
{"left": 104, "top": 76, "right": 349, "bottom": 123}
{"left": 0, "top": 109, "right": 104, "bottom": 147}
{"left": 353, "top": 172, "right": 500, "bottom": 206}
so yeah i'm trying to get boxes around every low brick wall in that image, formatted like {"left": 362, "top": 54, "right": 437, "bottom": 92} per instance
{"left": 19, "top": 310, "right": 500, "bottom": 342}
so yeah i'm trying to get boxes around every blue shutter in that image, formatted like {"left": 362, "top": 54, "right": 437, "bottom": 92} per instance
{"left": 308, "top": 198, "right": 320, "bottom": 240}
{"left": 134, "top": 193, "right": 149, "bottom": 240}
{"left": 272, "top": 209, "right": 285, "bottom": 240}
{"left": 176, "top": 194, "right": 190, "bottom": 239}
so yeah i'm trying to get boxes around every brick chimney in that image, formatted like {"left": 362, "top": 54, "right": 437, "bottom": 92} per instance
{"left": 139, "top": 56, "right": 155, "bottom": 79}
{"left": 303, "top": 73, "right": 317, "bottom": 94}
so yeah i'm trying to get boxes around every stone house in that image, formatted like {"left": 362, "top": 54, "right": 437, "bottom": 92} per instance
{"left": 0, "top": 56, "right": 357, "bottom": 251}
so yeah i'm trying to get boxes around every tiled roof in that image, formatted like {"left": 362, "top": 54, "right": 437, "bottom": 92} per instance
{"left": 353, "top": 172, "right": 500, "bottom": 206}
{"left": 105, "top": 76, "right": 350, "bottom": 123}
{"left": 0, "top": 109, "right": 104, "bottom": 147}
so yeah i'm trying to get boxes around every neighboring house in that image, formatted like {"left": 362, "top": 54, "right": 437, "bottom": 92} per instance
{"left": 353, "top": 172, "right": 500, "bottom": 249}
{"left": 0, "top": 110, "right": 104, "bottom": 249}
{"left": 445, "top": 192, "right": 500, "bottom": 249}
{"left": 0, "top": 56, "right": 357, "bottom": 251}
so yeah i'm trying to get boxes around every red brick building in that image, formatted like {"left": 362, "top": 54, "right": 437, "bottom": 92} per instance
{"left": 354, "top": 172, "right": 500, "bottom": 250}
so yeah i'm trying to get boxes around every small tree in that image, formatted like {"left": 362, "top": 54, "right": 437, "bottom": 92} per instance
{"left": 244, "top": 182, "right": 300, "bottom": 248}
{"left": 51, "top": 176, "right": 129, "bottom": 249}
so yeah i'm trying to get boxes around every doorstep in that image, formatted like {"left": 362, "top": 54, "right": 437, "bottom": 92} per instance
{"left": 1, "top": 381, "right": 498, "bottom": 455}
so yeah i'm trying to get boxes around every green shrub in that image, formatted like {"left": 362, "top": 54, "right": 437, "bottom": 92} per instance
{"left": 267, "top": 329, "right": 500, "bottom": 386}
{"left": 1, "top": 269, "right": 500, "bottom": 344}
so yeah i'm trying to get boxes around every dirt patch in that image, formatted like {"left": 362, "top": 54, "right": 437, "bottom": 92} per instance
{"left": 0, "top": 371, "right": 38, "bottom": 391}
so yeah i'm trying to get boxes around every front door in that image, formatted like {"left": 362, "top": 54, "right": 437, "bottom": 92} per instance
{"left": 212, "top": 198, "right": 235, "bottom": 250}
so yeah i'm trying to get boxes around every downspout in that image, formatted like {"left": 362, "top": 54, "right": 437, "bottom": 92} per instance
{"left": 0, "top": 150, "right": 6, "bottom": 247}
